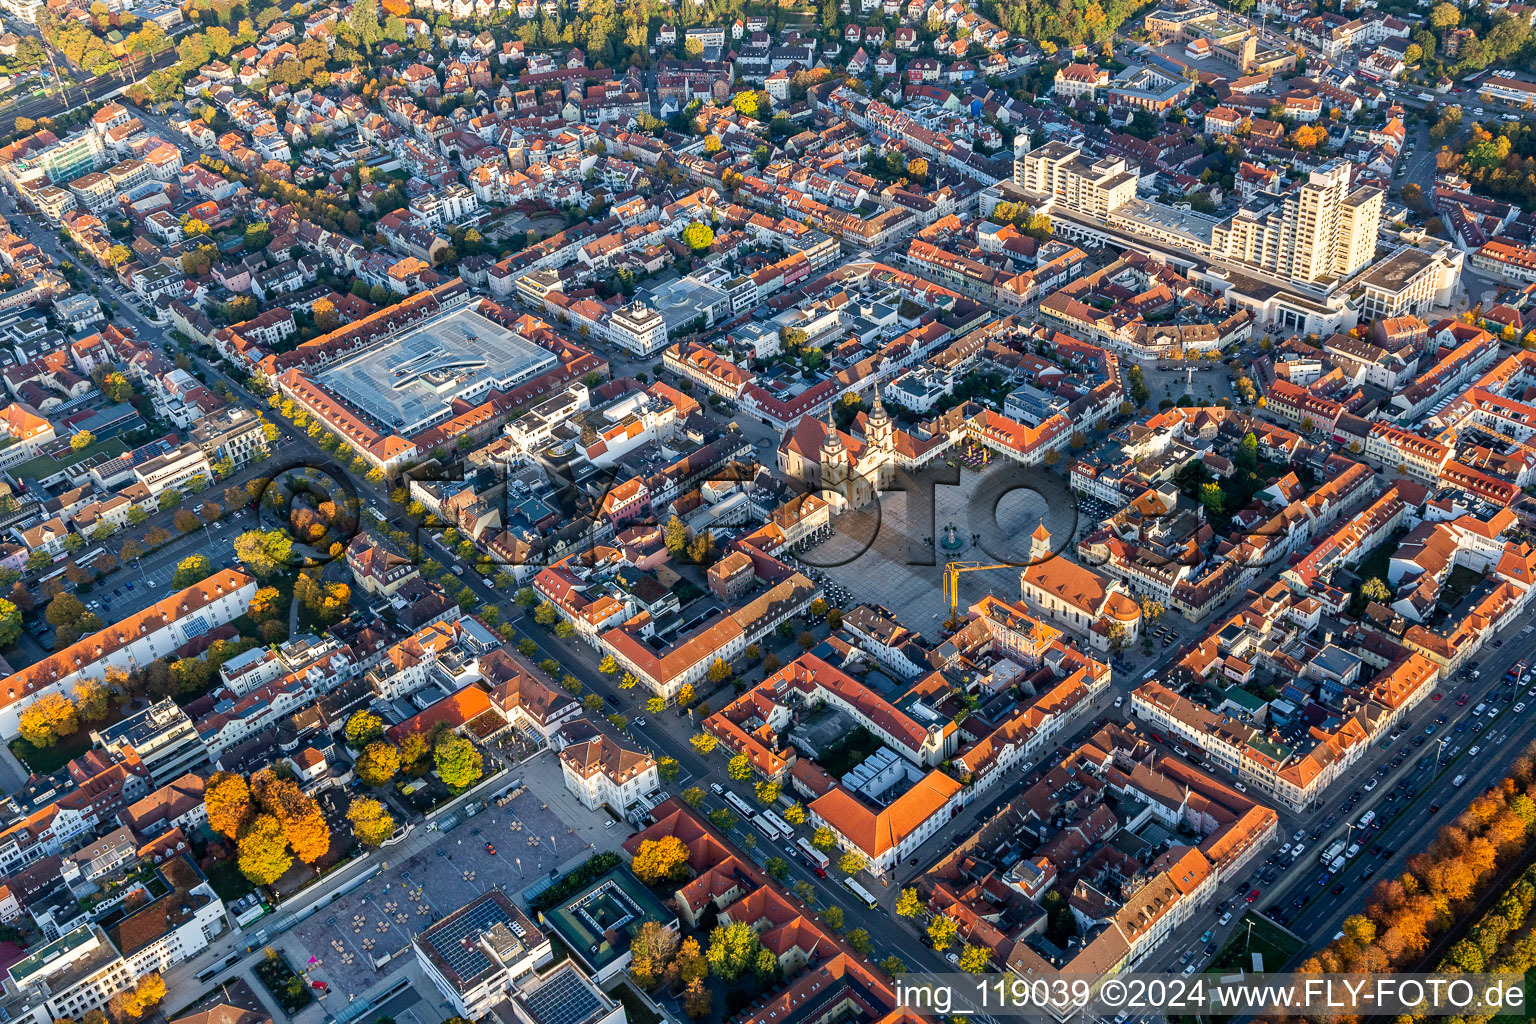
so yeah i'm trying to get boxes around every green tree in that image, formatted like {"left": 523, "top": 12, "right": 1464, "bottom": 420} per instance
{"left": 171, "top": 554, "right": 214, "bottom": 588}
{"left": 233, "top": 529, "right": 293, "bottom": 577}
{"left": 682, "top": 222, "right": 714, "bottom": 252}
{"left": 433, "top": 733, "right": 483, "bottom": 791}
{"left": 705, "top": 921, "right": 763, "bottom": 983}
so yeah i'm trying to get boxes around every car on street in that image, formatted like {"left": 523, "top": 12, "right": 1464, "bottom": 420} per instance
{"left": 485, "top": 843, "right": 496, "bottom": 854}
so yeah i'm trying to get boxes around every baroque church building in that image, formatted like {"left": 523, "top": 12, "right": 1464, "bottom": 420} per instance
{"left": 777, "top": 398, "right": 897, "bottom": 511}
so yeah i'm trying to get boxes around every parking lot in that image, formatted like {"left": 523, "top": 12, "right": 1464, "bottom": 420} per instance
{"left": 287, "top": 790, "right": 586, "bottom": 990}
{"left": 89, "top": 508, "right": 255, "bottom": 621}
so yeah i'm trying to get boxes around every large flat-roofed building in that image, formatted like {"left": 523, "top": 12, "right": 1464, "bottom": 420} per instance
{"left": 91, "top": 700, "right": 206, "bottom": 785}
{"left": 1014, "top": 140, "right": 1138, "bottom": 220}
{"left": 1013, "top": 146, "right": 1384, "bottom": 290}
{"left": 1357, "top": 244, "right": 1464, "bottom": 320}
{"left": 506, "top": 962, "right": 625, "bottom": 1024}
{"left": 1477, "top": 77, "right": 1536, "bottom": 107}
{"left": 415, "top": 889, "right": 552, "bottom": 1019}
{"left": 537, "top": 868, "right": 675, "bottom": 983}
{"left": 0, "top": 925, "right": 133, "bottom": 1024}
{"left": 315, "top": 305, "right": 558, "bottom": 436}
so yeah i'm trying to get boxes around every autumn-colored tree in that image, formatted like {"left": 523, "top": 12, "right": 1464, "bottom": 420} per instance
{"left": 957, "top": 944, "right": 991, "bottom": 972}
{"left": 683, "top": 978, "right": 711, "bottom": 1019}
{"left": 811, "top": 826, "right": 837, "bottom": 851}
{"left": 896, "top": 887, "right": 924, "bottom": 918}
{"left": 250, "top": 586, "right": 283, "bottom": 621}
{"left": 629, "top": 919, "right": 680, "bottom": 989}
{"left": 927, "top": 913, "right": 959, "bottom": 951}
{"left": 728, "top": 753, "right": 752, "bottom": 781}
{"left": 347, "top": 796, "right": 396, "bottom": 846}
{"left": 682, "top": 222, "right": 714, "bottom": 252}
{"left": 690, "top": 732, "right": 718, "bottom": 755}
{"left": 356, "top": 741, "right": 401, "bottom": 786}
{"left": 18, "top": 693, "right": 79, "bottom": 748}
{"left": 109, "top": 972, "right": 165, "bottom": 1021}
{"left": 398, "top": 732, "right": 430, "bottom": 772}
{"left": 632, "top": 835, "right": 692, "bottom": 885}
{"left": 171, "top": 554, "right": 214, "bottom": 587}
{"left": 253, "top": 768, "right": 331, "bottom": 864}
{"left": 345, "top": 709, "right": 386, "bottom": 747}
{"left": 237, "top": 813, "right": 293, "bottom": 884}
{"left": 838, "top": 850, "right": 868, "bottom": 875}
{"left": 675, "top": 936, "right": 708, "bottom": 985}
{"left": 73, "top": 678, "right": 110, "bottom": 722}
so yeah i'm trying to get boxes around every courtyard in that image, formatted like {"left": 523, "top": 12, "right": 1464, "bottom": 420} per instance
{"left": 800, "top": 460, "right": 1081, "bottom": 632}
{"left": 286, "top": 789, "right": 589, "bottom": 992}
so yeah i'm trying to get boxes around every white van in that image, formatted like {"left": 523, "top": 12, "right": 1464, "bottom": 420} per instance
{"left": 1474, "top": 702, "right": 1488, "bottom": 716}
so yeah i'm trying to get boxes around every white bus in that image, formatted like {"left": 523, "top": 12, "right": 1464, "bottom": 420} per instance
{"left": 844, "top": 877, "right": 878, "bottom": 909}
{"left": 796, "top": 837, "right": 829, "bottom": 875}
{"left": 762, "top": 809, "right": 793, "bottom": 839}
{"left": 723, "top": 791, "right": 755, "bottom": 821}
{"left": 751, "top": 814, "right": 782, "bottom": 841}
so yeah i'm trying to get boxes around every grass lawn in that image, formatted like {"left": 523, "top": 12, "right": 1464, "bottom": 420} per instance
{"left": 610, "top": 983, "right": 661, "bottom": 1024}
{"left": 9, "top": 730, "right": 93, "bottom": 775}
{"left": 8, "top": 699, "right": 131, "bottom": 774}
{"left": 1209, "top": 912, "right": 1304, "bottom": 974}
{"left": 817, "top": 726, "right": 882, "bottom": 778}
{"left": 252, "top": 950, "right": 314, "bottom": 1016}
{"left": 13, "top": 437, "right": 128, "bottom": 481}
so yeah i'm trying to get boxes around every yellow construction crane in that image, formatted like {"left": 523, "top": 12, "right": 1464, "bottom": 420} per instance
{"left": 942, "top": 561, "right": 1013, "bottom": 629}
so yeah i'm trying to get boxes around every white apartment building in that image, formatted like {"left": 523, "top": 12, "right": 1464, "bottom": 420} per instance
{"left": 1211, "top": 161, "right": 1383, "bottom": 285}
{"left": 415, "top": 890, "right": 552, "bottom": 1020}
{"left": 1014, "top": 141, "right": 1138, "bottom": 220}
{"left": 132, "top": 443, "right": 213, "bottom": 499}
{"left": 189, "top": 407, "right": 267, "bottom": 470}
{"left": 0, "top": 570, "right": 256, "bottom": 738}
{"left": 606, "top": 302, "right": 668, "bottom": 356}
{"left": 2, "top": 926, "right": 135, "bottom": 1024}
{"left": 559, "top": 735, "right": 659, "bottom": 812}
{"left": 92, "top": 700, "right": 207, "bottom": 785}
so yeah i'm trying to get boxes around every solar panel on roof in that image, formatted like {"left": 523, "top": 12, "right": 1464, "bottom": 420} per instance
{"left": 427, "top": 894, "right": 520, "bottom": 984}
{"left": 521, "top": 967, "right": 603, "bottom": 1024}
